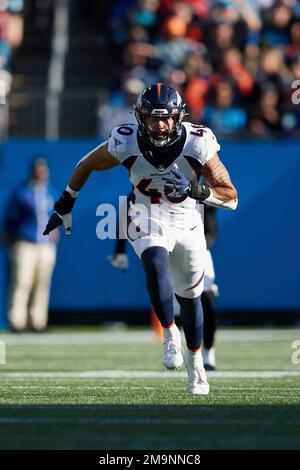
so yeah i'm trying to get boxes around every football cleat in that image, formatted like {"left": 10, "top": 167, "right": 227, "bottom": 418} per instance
{"left": 162, "top": 324, "right": 184, "bottom": 370}
{"left": 108, "top": 253, "right": 129, "bottom": 271}
{"left": 184, "top": 350, "right": 210, "bottom": 395}
{"left": 202, "top": 347, "right": 216, "bottom": 371}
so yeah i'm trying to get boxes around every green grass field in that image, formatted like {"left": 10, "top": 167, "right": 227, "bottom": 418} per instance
{"left": 0, "top": 326, "right": 300, "bottom": 450}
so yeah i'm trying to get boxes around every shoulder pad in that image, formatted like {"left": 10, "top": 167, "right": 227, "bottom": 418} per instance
{"left": 183, "top": 122, "right": 220, "bottom": 165}
{"left": 107, "top": 124, "right": 138, "bottom": 163}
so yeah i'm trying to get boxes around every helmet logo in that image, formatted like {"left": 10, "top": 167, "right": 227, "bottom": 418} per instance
{"left": 157, "top": 83, "right": 162, "bottom": 100}
{"left": 150, "top": 109, "right": 169, "bottom": 115}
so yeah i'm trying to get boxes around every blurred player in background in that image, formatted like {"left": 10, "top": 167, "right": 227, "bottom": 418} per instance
{"left": 201, "top": 206, "right": 218, "bottom": 371}
{"left": 98, "top": 77, "right": 145, "bottom": 141}
{"left": 4, "top": 157, "right": 58, "bottom": 332}
{"left": 43, "top": 83, "right": 237, "bottom": 395}
{"left": 109, "top": 204, "right": 219, "bottom": 371}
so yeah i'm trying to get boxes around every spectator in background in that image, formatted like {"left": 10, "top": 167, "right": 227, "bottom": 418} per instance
{"left": 0, "top": 0, "right": 24, "bottom": 133}
{"left": 203, "top": 79, "right": 247, "bottom": 134}
{"left": 248, "top": 82, "right": 283, "bottom": 134}
{"left": 252, "top": 46, "right": 291, "bottom": 108}
{"left": 160, "top": 0, "right": 211, "bottom": 20}
{"left": 155, "top": 14, "right": 206, "bottom": 74}
{"left": 128, "top": 0, "right": 161, "bottom": 40}
{"left": 4, "top": 157, "right": 58, "bottom": 332}
{"left": 0, "top": 0, "right": 24, "bottom": 68}
{"left": 0, "top": 4, "right": 12, "bottom": 70}
{"left": 183, "top": 52, "right": 212, "bottom": 121}
{"left": 106, "top": 0, "right": 300, "bottom": 137}
{"left": 7, "top": 0, "right": 24, "bottom": 48}
{"left": 206, "top": 21, "right": 237, "bottom": 71}
{"left": 221, "top": 47, "right": 254, "bottom": 97}
{"left": 124, "top": 14, "right": 206, "bottom": 81}
{"left": 261, "top": 0, "right": 294, "bottom": 47}
{"left": 262, "top": 45, "right": 291, "bottom": 84}
{"left": 98, "top": 77, "right": 145, "bottom": 139}
{"left": 285, "top": 20, "right": 300, "bottom": 61}
{"left": 110, "top": 0, "right": 140, "bottom": 46}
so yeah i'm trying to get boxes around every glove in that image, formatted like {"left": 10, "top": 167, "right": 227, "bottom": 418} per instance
{"left": 163, "top": 168, "right": 191, "bottom": 199}
{"left": 188, "top": 179, "right": 211, "bottom": 201}
{"left": 43, "top": 212, "right": 72, "bottom": 236}
{"left": 43, "top": 190, "right": 76, "bottom": 236}
{"left": 163, "top": 168, "right": 211, "bottom": 201}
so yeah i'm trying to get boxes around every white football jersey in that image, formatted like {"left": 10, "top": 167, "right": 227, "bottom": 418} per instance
{"left": 107, "top": 122, "right": 220, "bottom": 221}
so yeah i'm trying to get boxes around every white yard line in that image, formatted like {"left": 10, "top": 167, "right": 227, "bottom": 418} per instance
{"left": 0, "top": 417, "right": 300, "bottom": 426}
{"left": 0, "top": 385, "right": 156, "bottom": 390}
{"left": 1, "top": 370, "right": 300, "bottom": 379}
{"left": 0, "top": 385, "right": 300, "bottom": 391}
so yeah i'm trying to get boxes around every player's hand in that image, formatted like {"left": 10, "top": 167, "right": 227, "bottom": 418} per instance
{"left": 43, "top": 212, "right": 72, "bottom": 236}
{"left": 163, "top": 168, "right": 191, "bottom": 199}
{"left": 43, "top": 190, "right": 76, "bottom": 237}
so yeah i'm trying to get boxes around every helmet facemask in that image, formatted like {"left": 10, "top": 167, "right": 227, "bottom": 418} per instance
{"left": 135, "top": 108, "right": 185, "bottom": 147}
{"left": 134, "top": 84, "right": 186, "bottom": 147}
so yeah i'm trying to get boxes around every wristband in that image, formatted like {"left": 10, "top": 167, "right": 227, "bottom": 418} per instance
{"left": 66, "top": 185, "right": 79, "bottom": 198}
{"left": 188, "top": 181, "right": 238, "bottom": 210}
{"left": 54, "top": 190, "right": 77, "bottom": 215}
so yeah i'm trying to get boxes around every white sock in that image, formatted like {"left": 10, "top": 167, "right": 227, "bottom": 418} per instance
{"left": 187, "top": 350, "right": 201, "bottom": 358}
{"left": 163, "top": 322, "right": 179, "bottom": 339}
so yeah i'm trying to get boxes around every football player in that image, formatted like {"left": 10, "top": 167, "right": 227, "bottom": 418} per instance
{"left": 43, "top": 83, "right": 238, "bottom": 395}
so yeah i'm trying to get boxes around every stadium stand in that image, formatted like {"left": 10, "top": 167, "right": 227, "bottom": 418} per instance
{"left": 8, "top": 0, "right": 52, "bottom": 137}
{"left": 4, "top": 0, "right": 300, "bottom": 139}
{"left": 108, "top": 0, "right": 300, "bottom": 138}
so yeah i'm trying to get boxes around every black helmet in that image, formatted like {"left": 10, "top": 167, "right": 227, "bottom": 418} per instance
{"left": 134, "top": 83, "right": 186, "bottom": 147}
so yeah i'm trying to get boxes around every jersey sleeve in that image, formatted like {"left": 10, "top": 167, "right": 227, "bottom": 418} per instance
{"left": 184, "top": 123, "right": 220, "bottom": 165}
{"left": 204, "top": 127, "right": 220, "bottom": 162}
{"left": 194, "top": 127, "right": 220, "bottom": 164}
{"left": 107, "top": 125, "right": 136, "bottom": 164}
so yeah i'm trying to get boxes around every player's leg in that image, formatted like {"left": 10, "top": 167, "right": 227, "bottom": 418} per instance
{"left": 29, "top": 243, "right": 56, "bottom": 331}
{"left": 114, "top": 237, "right": 127, "bottom": 255}
{"left": 8, "top": 241, "right": 36, "bottom": 331}
{"left": 202, "top": 250, "right": 218, "bottom": 370}
{"left": 202, "top": 290, "right": 218, "bottom": 370}
{"left": 125, "top": 208, "right": 183, "bottom": 369}
{"left": 141, "top": 247, "right": 174, "bottom": 328}
{"left": 175, "top": 293, "right": 209, "bottom": 395}
{"left": 170, "top": 226, "right": 209, "bottom": 394}
{"left": 141, "top": 246, "right": 183, "bottom": 369}
{"left": 109, "top": 198, "right": 129, "bottom": 270}
{"left": 175, "top": 294, "right": 204, "bottom": 353}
